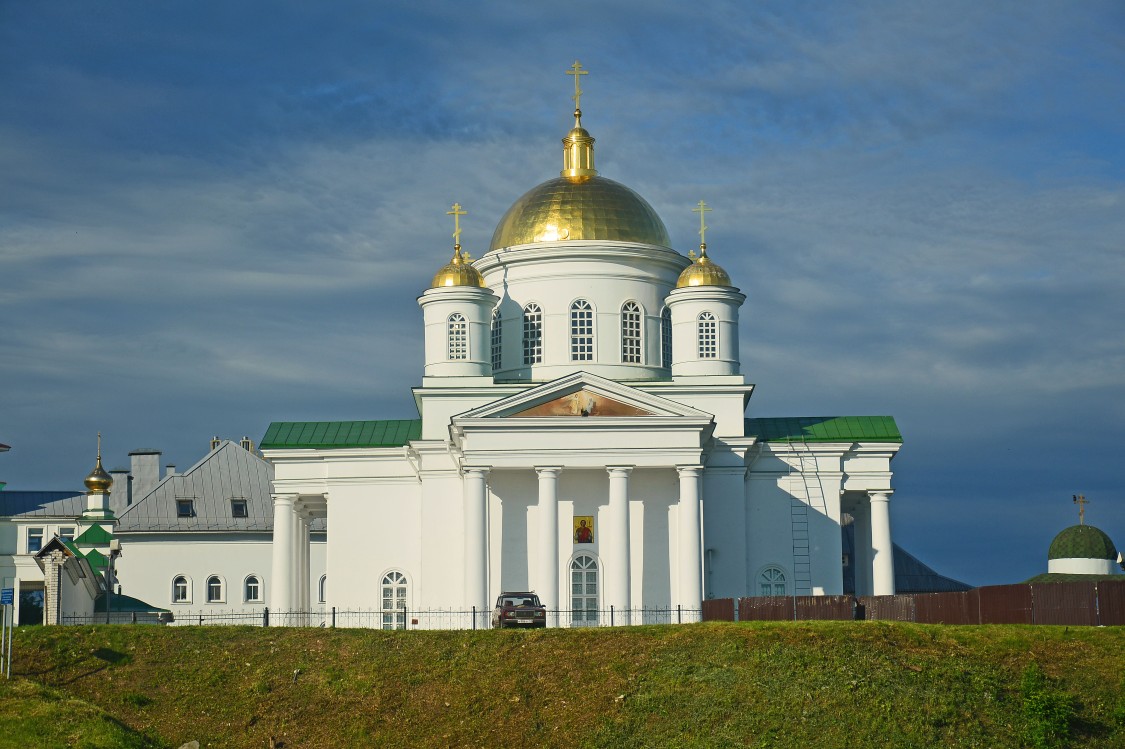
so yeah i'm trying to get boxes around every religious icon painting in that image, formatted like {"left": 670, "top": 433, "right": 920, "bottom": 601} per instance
{"left": 573, "top": 515, "right": 594, "bottom": 544}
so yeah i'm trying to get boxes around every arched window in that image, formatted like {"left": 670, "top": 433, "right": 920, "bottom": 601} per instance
{"left": 522, "top": 303, "right": 543, "bottom": 365}
{"left": 172, "top": 575, "right": 190, "bottom": 604}
{"left": 570, "top": 300, "right": 594, "bottom": 361}
{"left": 661, "top": 308, "right": 672, "bottom": 369}
{"left": 448, "top": 313, "right": 467, "bottom": 360}
{"left": 319, "top": 575, "right": 327, "bottom": 604}
{"left": 759, "top": 567, "right": 786, "bottom": 596}
{"left": 490, "top": 309, "right": 502, "bottom": 371}
{"left": 621, "top": 302, "right": 642, "bottom": 363}
{"left": 697, "top": 311, "right": 717, "bottom": 359}
{"left": 244, "top": 575, "right": 262, "bottom": 602}
{"left": 570, "top": 555, "right": 599, "bottom": 625}
{"left": 381, "top": 571, "right": 408, "bottom": 630}
{"left": 206, "top": 575, "right": 224, "bottom": 603}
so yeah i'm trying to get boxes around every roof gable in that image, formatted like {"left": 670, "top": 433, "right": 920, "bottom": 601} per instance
{"left": 75, "top": 525, "right": 113, "bottom": 545}
{"left": 459, "top": 372, "right": 711, "bottom": 421}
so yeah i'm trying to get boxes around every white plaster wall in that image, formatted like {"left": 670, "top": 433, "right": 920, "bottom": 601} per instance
{"left": 701, "top": 468, "right": 747, "bottom": 599}
{"left": 1048, "top": 557, "right": 1117, "bottom": 575}
{"left": 114, "top": 533, "right": 326, "bottom": 614}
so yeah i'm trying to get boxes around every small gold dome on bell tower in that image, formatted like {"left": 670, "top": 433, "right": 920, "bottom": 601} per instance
{"left": 430, "top": 202, "right": 486, "bottom": 288}
{"left": 676, "top": 201, "right": 733, "bottom": 288}
{"left": 84, "top": 433, "right": 113, "bottom": 495}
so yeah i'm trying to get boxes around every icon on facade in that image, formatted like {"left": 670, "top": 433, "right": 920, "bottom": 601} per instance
{"left": 573, "top": 516, "right": 594, "bottom": 544}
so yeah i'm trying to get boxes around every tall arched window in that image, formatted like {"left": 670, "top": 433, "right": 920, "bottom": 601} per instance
{"left": 244, "top": 575, "right": 262, "bottom": 602}
{"left": 381, "top": 571, "right": 408, "bottom": 630}
{"left": 759, "top": 566, "right": 786, "bottom": 596}
{"left": 448, "top": 313, "right": 467, "bottom": 360}
{"left": 206, "top": 575, "right": 224, "bottom": 603}
{"left": 172, "top": 575, "right": 190, "bottom": 604}
{"left": 570, "top": 300, "right": 594, "bottom": 361}
{"left": 570, "top": 555, "right": 599, "bottom": 625}
{"left": 490, "top": 309, "right": 502, "bottom": 371}
{"left": 621, "top": 302, "right": 642, "bottom": 363}
{"left": 522, "top": 303, "right": 543, "bottom": 365}
{"left": 697, "top": 311, "right": 717, "bottom": 359}
{"left": 319, "top": 575, "right": 327, "bottom": 604}
{"left": 661, "top": 307, "right": 672, "bottom": 369}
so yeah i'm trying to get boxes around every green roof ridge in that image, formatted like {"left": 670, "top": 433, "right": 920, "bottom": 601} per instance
{"left": 261, "top": 419, "right": 422, "bottom": 449}
{"left": 744, "top": 416, "right": 902, "bottom": 443}
{"left": 75, "top": 525, "right": 114, "bottom": 545}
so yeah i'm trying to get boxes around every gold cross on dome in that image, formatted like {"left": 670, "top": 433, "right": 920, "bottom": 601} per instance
{"left": 447, "top": 203, "right": 467, "bottom": 247}
{"left": 692, "top": 200, "right": 712, "bottom": 246}
{"left": 1073, "top": 494, "right": 1088, "bottom": 525}
{"left": 97, "top": 431, "right": 102, "bottom": 459}
{"left": 566, "top": 60, "right": 588, "bottom": 110}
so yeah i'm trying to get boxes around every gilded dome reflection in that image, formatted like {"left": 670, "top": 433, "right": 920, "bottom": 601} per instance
{"left": 488, "top": 176, "right": 671, "bottom": 252}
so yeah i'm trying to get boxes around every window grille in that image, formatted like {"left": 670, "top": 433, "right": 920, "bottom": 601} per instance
{"left": 621, "top": 302, "right": 642, "bottom": 363}
{"left": 759, "top": 567, "right": 786, "bottom": 596}
{"left": 571, "top": 555, "right": 599, "bottom": 625}
{"left": 698, "top": 311, "right": 717, "bottom": 359}
{"left": 381, "top": 571, "right": 408, "bottom": 630}
{"left": 661, "top": 308, "right": 672, "bottom": 369}
{"left": 522, "top": 304, "right": 543, "bottom": 365}
{"left": 448, "top": 313, "right": 467, "bottom": 360}
{"left": 490, "top": 309, "right": 502, "bottom": 371}
{"left": 570, "top": 300, "right": 594, "bottom": 361}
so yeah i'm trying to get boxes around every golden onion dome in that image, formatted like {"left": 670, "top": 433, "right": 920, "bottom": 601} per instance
{"left": 676, "top": 245, "right": 733, "bottom": 288}
{"left": 489, "top": 176, "right": 671, "bottom": 251}
{"left": 431, "top": 245, "right": 486, "bottom": 289}
{"left": 84, "top": 438, "right": 113, "bottom": 495}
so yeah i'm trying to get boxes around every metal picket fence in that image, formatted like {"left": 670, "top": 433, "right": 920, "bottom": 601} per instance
{"left": 59, "top": 605, "right": 702, "bottom": 630}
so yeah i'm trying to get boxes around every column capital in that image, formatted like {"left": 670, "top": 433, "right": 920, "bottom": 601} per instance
{"left": 535, "top": 466, "right": 563, "bottom": 477}
{"left": 676, "top": 464, "right": 704, "bottom": 477}
{"left": 271, "top": 493, "right": 297, "bottom": 507}
{"left": 462, "top": 465, "right": 491, "bottom": 478}
{"left": 867, "top": 489, "right": 893, "bottom": 501}
{"left": 606, "top": 465, "right": 634, "bottom": 477}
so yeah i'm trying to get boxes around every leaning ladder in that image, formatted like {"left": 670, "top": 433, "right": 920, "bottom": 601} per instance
{"left": 787, "top": 437, "right": 827, "bottom": 596}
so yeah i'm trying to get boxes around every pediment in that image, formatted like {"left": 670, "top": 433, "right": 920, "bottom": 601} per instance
{"left": 511, "top": 388, "right": 654, "bottom": 417}
{"left": 455, "top": 371, "right": 711, "bottom": 421}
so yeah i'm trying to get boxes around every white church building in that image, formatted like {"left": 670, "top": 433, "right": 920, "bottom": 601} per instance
{"left": 260, "top": 68, "right": 904, "bottom": 627}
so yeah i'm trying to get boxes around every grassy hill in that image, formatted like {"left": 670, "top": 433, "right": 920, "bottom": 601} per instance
{"left": 1, "top": 621, "right": 1123, "bottom": 748}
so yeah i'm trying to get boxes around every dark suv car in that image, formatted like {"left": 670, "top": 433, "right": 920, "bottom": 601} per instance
{"left": 491, "top": 592, "right": 547, "bottom": 629}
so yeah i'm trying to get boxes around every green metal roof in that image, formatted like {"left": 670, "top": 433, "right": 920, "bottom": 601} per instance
{"left": 260, "top": 420, "right": 422, "bottom": 450}
{"left": 84, "top": 548, "right": 108, "bottom": 572}
{"left": 75, "top": 524, "right": 113, "bottom": 545}
{"left": 744, "top": 416, "right": 902, "bottom": 443}
{"left": 1048, "top": 525, "right": 1117, "bottom": 560}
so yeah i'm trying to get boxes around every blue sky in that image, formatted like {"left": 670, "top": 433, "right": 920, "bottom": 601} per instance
{"left": 2, "top": 1, "right": 1123, "bottom": 586}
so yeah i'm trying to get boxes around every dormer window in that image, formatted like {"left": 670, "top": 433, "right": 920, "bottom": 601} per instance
{"left": 176, "top": 499, "right": 195, "bottom": 518}
{"left": 231, "top": 499, "right": 248, "bottom": 518}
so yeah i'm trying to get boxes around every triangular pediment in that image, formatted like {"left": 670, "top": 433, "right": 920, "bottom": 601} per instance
{"left": 510, "top": 388, "right": 654, "bottom": 417}
{"left": 456, "top": 371, "right": 712, "bottom": 421}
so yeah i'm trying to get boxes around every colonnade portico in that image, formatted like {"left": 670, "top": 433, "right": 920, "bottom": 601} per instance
{"left": 462, "top": 462, "right": 706, "bottom": 619}
{"left": 270, "top": 493, "right": 325, "bottom": 616}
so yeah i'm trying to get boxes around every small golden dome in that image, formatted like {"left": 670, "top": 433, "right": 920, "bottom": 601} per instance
{"left": 676, "top": 245, "right": 733, "bottom": 288}
{"left": 84, "top": 441, "right": 113, "bottom": 495}
{"left": 431, "top": 246, "right": 486, "bottom": 288}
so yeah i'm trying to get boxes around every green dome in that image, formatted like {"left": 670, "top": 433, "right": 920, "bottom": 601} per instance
{"left": 1048, "top": 525, "right": 1117, "bottom": 561}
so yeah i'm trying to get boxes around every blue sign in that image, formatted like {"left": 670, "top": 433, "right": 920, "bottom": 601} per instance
{"left": 0, "top": 589, "right": 12, "bottom": 605}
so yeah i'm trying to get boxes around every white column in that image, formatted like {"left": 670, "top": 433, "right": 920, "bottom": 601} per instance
{"left": 677, "top": 466, "right": 704, "bottom": 610}
{"left": 299, "top": 512, "right": 311, "bottom": 612}
{"left": 852, "top": 501, "right": 872, "bottom": 597}
{"left": 270, "top": 494, "right": 296, "bottom": 617}
{"left": 535, "top": 467, "right": 562, "bottom": 614}
{"left": 463, "top": 467, "right": 490, "bottom": 613}
{"left": 606, "top": 466, "right": 633, "bottom": 623}
{"left": 869, "top": 490, "right": 895, "bottom": 596}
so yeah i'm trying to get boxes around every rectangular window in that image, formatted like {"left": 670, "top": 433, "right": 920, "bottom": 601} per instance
{"left": 621, "top": 303, "right": 642, "bottom": 364}
{"left": 27, "top": 527, "right": 44, "bottom": 553}
{"left": 491, "top": 311, "right": 502, "bottom": 372}
{"left": 230, "top": 499, "right": 248, "bottom": 518}
{"left": 448, "top": 314, "right": 467, "bottom": 360}
{"left": 58, "top": 527, "right": 75, "bottom": 543}
{"left": 522, "top": 304, "right": 543, "bottom": 365}
{"left": 570, "top": 301, "right": 594, "bottom": 362}
{"left": 661, "top": 309, "right": 672, "bottom": 369}
{"left": 176, "top": 499, "right": 195, "bottom": 518}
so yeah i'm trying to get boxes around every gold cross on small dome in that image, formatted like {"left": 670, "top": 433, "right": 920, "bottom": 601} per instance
{"left": 446, "top": 203, "right": 467, "bottom": 247}
{"left": 692, "top": 200, "right": 712, "bottom": 248}
{"left": 566, "top": 60, "right": 588, "bottom": 111}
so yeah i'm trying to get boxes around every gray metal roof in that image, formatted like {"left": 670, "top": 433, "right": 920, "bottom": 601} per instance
{"left": 117, "top": 440, "right": 322, "bottom": 533}
{"left": 0, "top": 491, "right": 87, "bottom": 518}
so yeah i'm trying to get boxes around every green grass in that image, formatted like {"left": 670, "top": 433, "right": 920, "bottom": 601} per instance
{"left": 2, "top": 621, "right": 1123, "bottom": 748}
